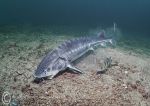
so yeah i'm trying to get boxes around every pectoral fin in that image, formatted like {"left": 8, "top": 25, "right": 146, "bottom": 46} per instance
{"left": 67, "top": 64, "right": 84, "bottom": 74}
{"left": 46, "top": 70, "right": 60, "bottom": 80}
{"left": 47, "top": 75, "right": 55, "bottom": 80}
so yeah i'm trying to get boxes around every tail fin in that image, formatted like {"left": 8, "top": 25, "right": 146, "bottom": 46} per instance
{"left": 113, "top": 22, "right": 116, "bottom": 32}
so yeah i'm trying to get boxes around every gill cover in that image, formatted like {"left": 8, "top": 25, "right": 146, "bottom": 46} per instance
{"left": 51, "top": 57, "right": 66, "bottom": 71}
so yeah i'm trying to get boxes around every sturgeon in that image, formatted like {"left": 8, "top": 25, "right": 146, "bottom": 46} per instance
{"left": 33, "top": 31, "right": 115, "bottom": 79}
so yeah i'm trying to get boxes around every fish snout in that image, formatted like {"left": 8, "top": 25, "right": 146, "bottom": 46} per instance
{"left": 33, "top": 69, "right": 44, "bottom": 79}
{"left": 32, "top": 70, "right": 41, "bottom": 79}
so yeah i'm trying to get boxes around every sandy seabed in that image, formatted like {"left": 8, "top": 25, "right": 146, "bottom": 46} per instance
{"left": 0, "top": 26, "right": 150, "bottom": 106}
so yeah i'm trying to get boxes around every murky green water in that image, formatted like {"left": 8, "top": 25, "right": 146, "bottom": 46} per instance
{"left": 0, "top": 1, "right": 150, "bottom": 105}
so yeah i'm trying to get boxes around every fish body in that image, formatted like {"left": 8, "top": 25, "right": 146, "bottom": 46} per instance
{"left": 33, "top": 31, "right": 115, "bottom": 79}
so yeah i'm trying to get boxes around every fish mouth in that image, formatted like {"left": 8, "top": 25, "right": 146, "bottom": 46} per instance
{"left": 33, "top": 72, "right": 48, "bottom": 83}
{"left": 33, "top": 76, "right": 46, "bottom": 83}
{"left": 33, "top": 70, "right": 50, "bottom": 80}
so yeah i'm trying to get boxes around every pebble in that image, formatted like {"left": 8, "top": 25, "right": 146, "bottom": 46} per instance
{"left": 125, "top": 71, "right": 128, "bottom": 74}
{"left": 45, "top": 91, "right": 49, "bottom": 95}
{"left": 122, "top": 84, "right": 128, "bottom": 89}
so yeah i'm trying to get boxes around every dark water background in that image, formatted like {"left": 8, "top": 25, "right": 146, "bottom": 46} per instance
{"left": 0, "top": 0, "right": 150, "bottom": 55}
{"left": 0, "top": 0, "right": 150, "bottom": 34}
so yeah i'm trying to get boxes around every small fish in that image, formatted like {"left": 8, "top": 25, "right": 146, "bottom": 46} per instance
{"left": 33, "top": 31, "right": 116, "bottom": 79}
{"left": 97, "top": 57, "right": 112, "bottom": 74}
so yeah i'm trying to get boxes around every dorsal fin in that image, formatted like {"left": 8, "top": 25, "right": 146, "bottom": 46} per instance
{"left": 97, "top": 30, "right": 105, "bottom": 39}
